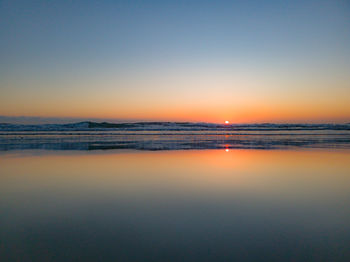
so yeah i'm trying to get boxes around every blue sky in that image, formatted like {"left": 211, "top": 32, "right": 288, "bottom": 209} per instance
{"left": 1, "top": 0, "right": 349, "bottom": 123}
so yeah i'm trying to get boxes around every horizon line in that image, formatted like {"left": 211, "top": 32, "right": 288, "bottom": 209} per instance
{"left": 0, "top": 115, "right": 349, "bottom": 125}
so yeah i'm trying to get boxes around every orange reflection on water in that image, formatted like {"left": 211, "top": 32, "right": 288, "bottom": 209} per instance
{"left": 1, "top": 149, "right": 350, "bottom": 202}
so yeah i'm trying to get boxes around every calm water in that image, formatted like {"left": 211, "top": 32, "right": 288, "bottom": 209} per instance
{"left": 1, "top": 135, "right": 350, "bottom": 261}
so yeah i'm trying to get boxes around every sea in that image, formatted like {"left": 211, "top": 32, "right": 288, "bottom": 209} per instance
{"left": 1, "top": 122, "right": 350, "bottom": 261}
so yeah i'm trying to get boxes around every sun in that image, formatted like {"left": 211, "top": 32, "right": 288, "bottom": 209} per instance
{"left": 225, "top": 120, "right": 229, "bottom": 124}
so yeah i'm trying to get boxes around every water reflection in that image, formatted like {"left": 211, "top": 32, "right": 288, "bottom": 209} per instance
{"left": 1, "top": 149, "right": 350, "bottom": 261}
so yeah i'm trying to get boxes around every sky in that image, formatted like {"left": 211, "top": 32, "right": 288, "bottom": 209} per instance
{"left": 1, "top": 0, "right": 349, "bottom": 123}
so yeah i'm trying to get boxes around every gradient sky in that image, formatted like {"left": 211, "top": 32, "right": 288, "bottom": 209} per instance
{"left": 1, "top": 0, "right": 349, "bottom": 123}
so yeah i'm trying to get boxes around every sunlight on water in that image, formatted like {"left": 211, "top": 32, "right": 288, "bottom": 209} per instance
{"left": 1, "top": 149, "right": 350, "bottom": 261}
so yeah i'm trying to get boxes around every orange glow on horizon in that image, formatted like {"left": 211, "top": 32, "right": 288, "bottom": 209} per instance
{"left": 1, "top": 96, "right": 350, "bottom": 124}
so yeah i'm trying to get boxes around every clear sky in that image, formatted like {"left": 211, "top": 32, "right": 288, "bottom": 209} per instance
{"left": 1, "top": 0, "right": 349, "bottom": 123}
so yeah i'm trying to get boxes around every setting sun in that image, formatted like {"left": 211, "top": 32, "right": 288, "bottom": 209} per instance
{"left": 1, "top": 1, "right": 350, "bottom": 261}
